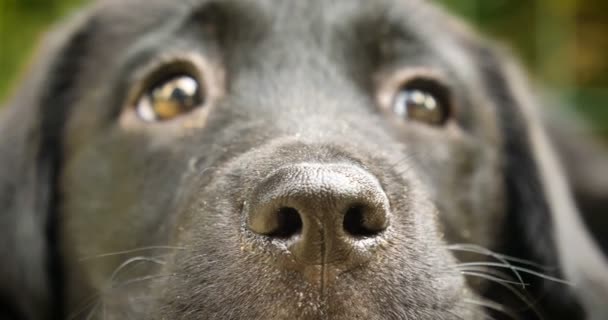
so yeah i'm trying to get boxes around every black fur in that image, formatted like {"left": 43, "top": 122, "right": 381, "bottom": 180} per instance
{"left": 41, "top": 18, "right": 100, "bottom": 320}
{"left": 473, "top": 45, "right": 584, "bottom": 318}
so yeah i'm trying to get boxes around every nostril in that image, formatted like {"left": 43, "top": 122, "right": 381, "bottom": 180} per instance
{"left": 268, "top": 207, "right": 303, "bottom": 238}
{"left": 343, "top": 205, "right": 384, "bottom": 238}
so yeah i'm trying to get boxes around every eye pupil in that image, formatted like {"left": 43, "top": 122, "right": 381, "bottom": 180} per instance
{"left": 153, "top": 76, "right": 199, "bottom": 104}
{"left": 136, "top": 75, "right": 203, "bottom": 122}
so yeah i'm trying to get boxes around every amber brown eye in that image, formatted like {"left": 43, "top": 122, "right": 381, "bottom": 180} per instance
{"left": 392, "top": 79, "right": 451, "bottom": 126}
{"left": 135, "top": 75, "right": 204, "bottom": 122}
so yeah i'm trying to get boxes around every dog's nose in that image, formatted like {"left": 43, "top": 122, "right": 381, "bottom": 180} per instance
{"left": 246, "top": 163, "right": 390, "bottom": 264}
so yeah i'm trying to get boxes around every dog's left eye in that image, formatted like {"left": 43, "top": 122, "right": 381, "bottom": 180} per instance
{"left": 391, "top": 79, "right": 451, "bottom": 126}
{"left": 135, "top": 75, "right": 203, "bottom": 122}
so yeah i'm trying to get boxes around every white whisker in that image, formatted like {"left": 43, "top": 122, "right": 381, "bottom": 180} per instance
{"left": 457, "top": 262, "right": 571, "bottom": 286}
{"left": 463, "top": 298, "right": 516, "bottom": 320}
{"left": 79, "top": 246, "right": 185, "bottom": 261}
{"left": 460, "top": 271, "right": 527, "bottom": 287}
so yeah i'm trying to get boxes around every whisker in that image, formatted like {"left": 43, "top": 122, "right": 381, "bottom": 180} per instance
{"left": 79, "top": 246, "right": 185, "bottom": 261}
{"left": 448, "top": 244, "right": 534, "bottom": 288}
{"left": 68, "top": 257, "right": 167, "bottom": 319}
{"left": 84, "top": 302, "right": 100, "bottom": 320}
{"left": 461, "top": 271, "right": 544, "bottom": 320}
{"left": 447, "top": 244, "right": 551, "bottom": 270}
{"left": 460, "top": 271, "right": 528, "bottom": 286}
{"left": 109, "top": 273, "right": 176, "bottom": 290}
{"left": 457, "top": 262, "right": 571, "bottom": 286}
{"left": 459, "top": 266, "right": 531, "bottom": 286}
{"left": 463, "top": 298, "right": 516, "bottom": 320}
{"left": 68, "top": 295, "right": 101, "bottom": 320}
{"left": 109, "top": 256, "right": 166, "bottom": 281}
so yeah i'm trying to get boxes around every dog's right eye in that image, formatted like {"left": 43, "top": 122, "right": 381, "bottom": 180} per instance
{"left": 135, "top": 75, "right": 204, "bottom": 122}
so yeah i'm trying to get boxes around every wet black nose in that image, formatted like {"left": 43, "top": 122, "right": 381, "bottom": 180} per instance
{"left": 246, "top": 163, "right": 390, "bottom": 264}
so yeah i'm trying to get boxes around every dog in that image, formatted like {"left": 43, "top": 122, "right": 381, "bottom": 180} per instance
{"left": 1, "top": 0, "right": 607, "bottom": 319}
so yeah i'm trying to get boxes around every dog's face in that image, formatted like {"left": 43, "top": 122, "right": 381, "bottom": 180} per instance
{"left": 1, "top": 0, "right": 608, "bottom": 319}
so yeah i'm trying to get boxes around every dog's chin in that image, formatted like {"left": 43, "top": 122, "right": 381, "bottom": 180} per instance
{"left": 141, "top": 243, "right": 479, "bottom": 320}
{"left": 153, "top": 274, "right": 480, "bottom": 320}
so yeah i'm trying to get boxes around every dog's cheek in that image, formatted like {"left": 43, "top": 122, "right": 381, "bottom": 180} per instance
{"left": 438, "top": 146, "right": 505, "bottom": 250}
{"left": 59, "top": 130, "right": 191, "bottom": 309}
{"left": 401, "top": 129, "right": 505, "bottom": 250}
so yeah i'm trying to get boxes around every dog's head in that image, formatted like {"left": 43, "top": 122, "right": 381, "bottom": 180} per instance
{"left": 1, "top": 0, "right": 607, "bottom": 319}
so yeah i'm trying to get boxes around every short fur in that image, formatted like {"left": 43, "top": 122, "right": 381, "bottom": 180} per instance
{"left": 1, "top": 0, "right": 607, "bottom": 319}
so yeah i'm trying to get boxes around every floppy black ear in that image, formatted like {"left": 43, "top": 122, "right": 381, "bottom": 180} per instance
{"left": 474, "top": 45, "right": 608, "bottom": 319}
{"left": 0, "top": 10, "right": 94, "bottom": 320}
{"left": 542, "top": 110, "right": 608, "bottom": 255}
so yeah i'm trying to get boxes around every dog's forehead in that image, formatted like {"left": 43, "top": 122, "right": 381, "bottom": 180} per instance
{"left": 93, "top": 0, "right": 445, "bottom": 43}
{"left": 86, "top": 0, "right": 480, "bottom": 84}
{"left": 97, "top": 0, "right": 419, "bottom": 18}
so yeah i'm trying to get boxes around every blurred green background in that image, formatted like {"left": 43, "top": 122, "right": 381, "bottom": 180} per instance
{"left": 1, "top": 0, "right": 607, "bottom": 138}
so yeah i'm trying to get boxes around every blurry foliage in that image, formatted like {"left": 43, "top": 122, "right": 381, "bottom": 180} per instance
{"left": 1, "top": 0, "right": 607, "bottom": 135}
{"left": 439, "top": 0, "right": 608, "bottom": 136}
{"left": 0, "top": 0, "right": 83, "bottom": 96}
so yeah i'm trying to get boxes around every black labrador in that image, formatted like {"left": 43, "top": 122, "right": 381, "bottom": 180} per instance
{"left": 1, "top": 0, "right": 607, "bottom": 319}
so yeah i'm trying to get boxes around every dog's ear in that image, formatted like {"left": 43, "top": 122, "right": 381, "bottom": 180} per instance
{"left": 542, "top": 109, "right": 608, "bottom": 255}
{"left": 473, "top": 43, "right": 608, "bottom": 319}
{"left": 0, "top": 9, "right": 95, "bottom": 320}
